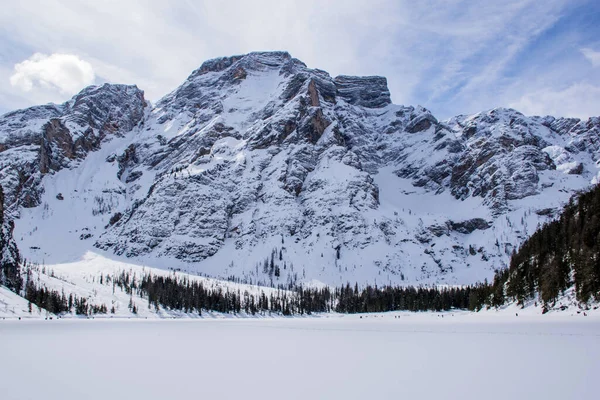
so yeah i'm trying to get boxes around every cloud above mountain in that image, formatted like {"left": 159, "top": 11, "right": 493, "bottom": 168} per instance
{"left": 10, "top": 53, "right": 95, "bottom": 94}
{"left": 0, "top": 0, "right": 599, "bottom": 119}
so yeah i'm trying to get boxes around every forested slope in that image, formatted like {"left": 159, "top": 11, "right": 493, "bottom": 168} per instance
{"left": 474, "top": 184, "right": 600, "bottom": 311}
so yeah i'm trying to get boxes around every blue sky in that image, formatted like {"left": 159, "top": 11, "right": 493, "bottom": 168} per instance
{"left": 0, "top": 0, "right": 599, "bottom": 119}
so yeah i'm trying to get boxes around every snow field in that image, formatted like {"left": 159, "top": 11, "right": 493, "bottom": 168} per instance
{"left": 0, "top": 315, "right": 598, "bottom": 400}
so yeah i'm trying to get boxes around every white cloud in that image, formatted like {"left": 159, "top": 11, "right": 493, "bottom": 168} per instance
{"left": 509, "top": 82, "right": 600, "bottom": 119}
{"left": 0, "top": 0, "right": 595, "bottom": 119}
{"left": 10, "top": 53, "right": 95, "bottom": 95}
{"left": 581, "top": 48, "right": 600, "bottom": 67}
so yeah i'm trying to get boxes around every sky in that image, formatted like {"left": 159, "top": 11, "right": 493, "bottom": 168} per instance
{"left": 1, "top": 0, "right": 599, "bottom": 120}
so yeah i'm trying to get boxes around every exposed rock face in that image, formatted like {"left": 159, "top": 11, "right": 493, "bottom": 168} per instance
{"left": 0, "top": 185, "right": 21, "bottom": 291}
{"left": 449, "top": 219, "right": 491, "bottom": 234}
{"left": 0, "top": 84, "right": 147, "bottom": 211}
{"left": 40, "top": 119, "right": 75, "bottom": 174}
{"left": 2, "top": 51, "right": 599, "bottom": 286}
{"left": 428, "top": 218, "right": 491, "bottom": 236}
{"left": 334, "top": 75, "right": 391, "bottom": 108}
{"left": 405, "top": 112, "right": 438, "bottom": 133}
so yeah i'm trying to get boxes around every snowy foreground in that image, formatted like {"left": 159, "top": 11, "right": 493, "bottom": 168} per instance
{"left": 1, "top": 314, "right": 598, "bottom": 400}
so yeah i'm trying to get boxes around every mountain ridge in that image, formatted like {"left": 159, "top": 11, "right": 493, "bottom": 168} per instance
{"left": 1, "top": 51, "right": 598, "bottom": 287}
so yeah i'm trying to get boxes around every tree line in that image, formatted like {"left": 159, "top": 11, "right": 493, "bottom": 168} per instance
{"left": 22, "top": 267, "right": 109, "bottom": 315}
{"left": 470, "top": 184, "right": 600, "bottom": 312}
{"left": 114, "top": 271, "right": 474, "bottom": 315}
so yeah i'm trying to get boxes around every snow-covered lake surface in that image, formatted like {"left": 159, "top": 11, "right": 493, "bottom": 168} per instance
{"left": 1, "top": 315, "right": 598, "bottom": 400}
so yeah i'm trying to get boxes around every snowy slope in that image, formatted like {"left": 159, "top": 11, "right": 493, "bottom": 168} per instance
{"left": 3, "top": 250, "right": 296, "bottom": 320}
{"left": 1, "top": 51, "right": 599, "bottom": 288}
{"left": 0, "top": 285, "right": 37, "bottom": 318}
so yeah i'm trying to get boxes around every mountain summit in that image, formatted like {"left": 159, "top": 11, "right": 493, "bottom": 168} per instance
{"left": 1, "top": 52, "right": 599, "bottom": 286}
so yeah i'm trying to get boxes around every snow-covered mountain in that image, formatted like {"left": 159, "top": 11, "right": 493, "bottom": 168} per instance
{"left": 1, "top": 51, "right": 599, "bottom": 287}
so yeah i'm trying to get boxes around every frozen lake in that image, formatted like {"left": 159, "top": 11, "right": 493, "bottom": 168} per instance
{"left": 1, "top": 314, "right": 598, "bottom": 400}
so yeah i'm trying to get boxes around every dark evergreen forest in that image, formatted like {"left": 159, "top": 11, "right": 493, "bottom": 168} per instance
{"left": 474, "top": 184, "right": 600, "bottom": 312}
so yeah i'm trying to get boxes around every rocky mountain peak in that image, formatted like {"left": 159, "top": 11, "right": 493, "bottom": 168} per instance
{"left": 1, "top": 52, "right": 599, "bottom": 288}
{"left": 188, "top": 51, "right": 304, "bottom": 79}
{"left": 0, "top": 83, "right": 147, "bottom": 211}
{"left": 63, "top": 83, "right": 146, "bottom": 136}
{"left": 334, "top": 75, "right": 391, "bottom": 108}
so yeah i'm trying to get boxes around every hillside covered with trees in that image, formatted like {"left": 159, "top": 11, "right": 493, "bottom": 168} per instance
{"left": 473, "top": 184, "right": 600, "bottom": 311}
